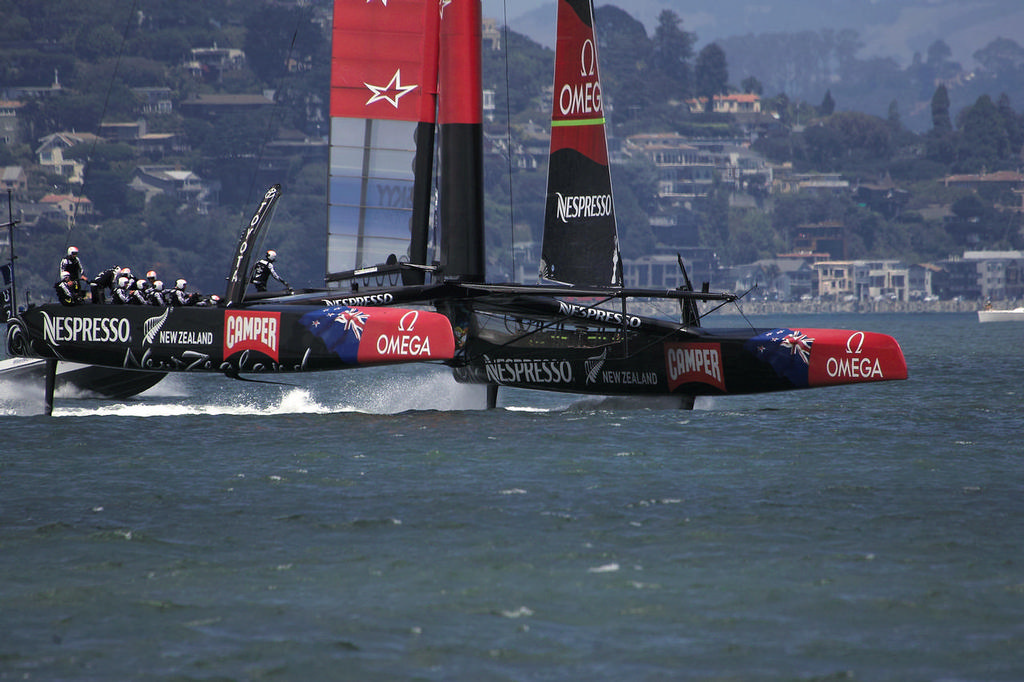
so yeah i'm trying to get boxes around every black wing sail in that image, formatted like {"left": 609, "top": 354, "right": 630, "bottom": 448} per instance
{"left": 540, "top": 0, "right": 621, "bottom": 287}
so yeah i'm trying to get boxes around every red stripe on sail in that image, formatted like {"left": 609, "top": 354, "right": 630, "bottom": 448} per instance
{"left": 550, "top": 0, "right": 608, "bottom": 166}
{"left": 438, "top": 0, "right": 482, "bottom": 125}
{"left": 331, "top": 0, "right": 440, "bottom": 123}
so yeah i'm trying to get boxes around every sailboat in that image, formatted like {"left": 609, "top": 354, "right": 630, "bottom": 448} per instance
{"left": 5, "top": 0, "right": 906, "bottom": 414}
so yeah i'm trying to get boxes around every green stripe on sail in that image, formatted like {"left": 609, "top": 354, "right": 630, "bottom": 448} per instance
{"left": 551, "top": 117, "right": 606, "bottom": 127}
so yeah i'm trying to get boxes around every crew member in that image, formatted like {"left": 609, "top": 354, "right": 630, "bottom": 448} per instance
{"left": 89, "top": 265, "right": 121, "bottom": 304}
{"left": 166, "top": 278, "right": 195, "bottom": 306}
{"left": 130, "top": 278, "right": 149, "bottom": 305}
{"left": 55, "top": 271, "right": 81, "bottom": 306}
{"left": 59, "top": 246, "right": 87, "bottom": 300}
{"left": 111, "top": 276, "right": 133, "bottom": 304}
{"left": 147, "top": 280, "right": 167, "bottom": 305}
{"left": 250, "top": 249, "right": 291, "bottom": 293}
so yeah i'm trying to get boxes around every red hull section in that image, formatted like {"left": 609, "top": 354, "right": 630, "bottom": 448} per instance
{"left": 801, "top": 328, "right": 908, "bottom": 387}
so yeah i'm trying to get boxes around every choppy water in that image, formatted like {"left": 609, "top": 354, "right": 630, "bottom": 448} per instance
{"left": 2, "top": 313, "right": 1022, "bottom": 681}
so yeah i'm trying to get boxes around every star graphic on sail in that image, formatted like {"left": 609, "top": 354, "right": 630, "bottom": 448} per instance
{"left": 364, "top": 69, "right": 417, "bottom": 109}
{"left": 440, "top": 0, "right": 452, "bottom": 18}
{"left": 367, "top": 0, "right": 388, "bottom": 6}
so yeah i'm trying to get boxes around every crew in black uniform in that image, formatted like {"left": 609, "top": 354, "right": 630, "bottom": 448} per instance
{"left": 166, "top": 278, "right": 195, "bottom": 306}
{"left": 250, "top": 249, "right": 291, "bottom": 293}
{"left": 111, "top": 276, "right": 132, "bottom": 304}
{"left": 89, "top": 265, "right": 121, "bottom": 304}
{"left": 57, "top": 246, "right": 86, "bottom": 302}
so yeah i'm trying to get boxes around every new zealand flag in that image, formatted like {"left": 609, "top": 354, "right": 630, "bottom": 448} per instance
{"left": 299, "top": 305, "right": 369, "bottom": 364}
{"left": 744, "top": 328, "right": 815, "bottom": 388}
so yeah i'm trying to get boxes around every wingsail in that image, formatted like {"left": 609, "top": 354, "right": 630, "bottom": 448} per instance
{"left": 326, "top": 0, "right": 441, "bottom": 282}
{"left": 540, "top": 0, "right": 621, "bottom": 287}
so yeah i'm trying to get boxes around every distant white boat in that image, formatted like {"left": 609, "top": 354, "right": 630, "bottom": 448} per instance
{"left": 977, "top": 307, "right": 1024, "bottom": 322}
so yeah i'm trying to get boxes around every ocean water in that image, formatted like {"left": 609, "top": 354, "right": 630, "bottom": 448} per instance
{"left": 2, "top": 313, "right": 1022, "bottom": 681}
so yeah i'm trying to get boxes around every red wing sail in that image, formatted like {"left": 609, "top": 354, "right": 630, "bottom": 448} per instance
{"left": 327, "top": 0, "right": 441, "bottom": 276}
{"left": 437, "top": 0, "right": 485, "bottom": 282}
{"left": 330, "top": 0, "right": 440, "bottom": 123}
{"left": 540, "top": 0, "right": 621, "bottom": 286}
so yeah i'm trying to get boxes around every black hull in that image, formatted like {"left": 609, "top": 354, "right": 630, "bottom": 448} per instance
{"left": 6, "top": 301, "right": 456, "bottom": 376}
{"left": 449, "top": 296, "right": 907, "bottom": 397}
{"left": 455, "top": 330, "right": 789, "bottom": 397}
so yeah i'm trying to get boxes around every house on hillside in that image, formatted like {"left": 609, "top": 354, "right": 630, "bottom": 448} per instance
{"left": 686, "top": 94, "right": 762, "bottom": 115}
{"left": 773, "top": 167, "right": 850, "bottom": 196}
{"left": 0, "top": 100, "right": 24, "bottom": 145}
{"left": 185, "top": 46, "right": 247, "bottom": 83}
{"left": 180, "top": 92, "right": 275, "bottom": 120}
{"left": 132, "top": 87, "right": 173, "bottom": 115}
{"left": 1, "top": 166, "right": 27, "bottom": 194}
{"left": 943, "top": 170, "right": 1024, "bottom": 192}
{"left": 726, "top": 256, "right": 817, "bottom": 301}
{"left": 99, "top": 119, "right": 183, "bottom": 156}
{"left": 129, "top": 166, "right": 217, "bottom": 214}
{"left": 36, "top": 132, "right": 102, "bottom": 184}
{"left": 790, "top": 222, "right": 846, "bottom": 260}
{"left": 39, "top": 193, "right": 94, "bottom": 227}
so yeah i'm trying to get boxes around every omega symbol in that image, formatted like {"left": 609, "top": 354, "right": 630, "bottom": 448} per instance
{"left": 845, "top": 331, "right": 865, "bottom": 354}
{"left": 579, "top": 39, "right": 596, "bottom": 77}
{"left": 399, "top": 310, "right": 419, "bottom": 332}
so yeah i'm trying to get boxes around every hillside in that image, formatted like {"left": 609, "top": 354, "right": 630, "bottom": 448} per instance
{"left": 1, "top": 0, "right": 1022, "bottom": 303}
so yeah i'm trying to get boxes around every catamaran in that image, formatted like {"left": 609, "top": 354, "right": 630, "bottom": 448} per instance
{"left": 5, "top": 0, "right": 906, "bottom": 414}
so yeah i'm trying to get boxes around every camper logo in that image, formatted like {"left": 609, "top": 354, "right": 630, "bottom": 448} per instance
{"left": 224, "top": 310, "right": 280, "bottom": 362}
{"left": 664, "top": 342, "right": 725, "bottom": 392}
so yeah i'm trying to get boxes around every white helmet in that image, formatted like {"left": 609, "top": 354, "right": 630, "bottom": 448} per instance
{"left": 153, "top": 280, "right": 164, "bottom": 291}
{"left": 176, "top": 278, "right": 187, "bottom": 289}
{"left": 67, "top": 246, "right": 79, "bottom": 257}
{"left": 136, "top": 279, "right": 149, "bottom": 290}
{"left": 146, "top": 270, "right": 157, "bottom": 281}
{"left": 117, "top": 276, "right": 129, "bottom": 288}
{"left": 60, "top": 270, "right": 71, "bottom": 280}
{"left": 266, "top": 249, "right": 277, "bottom": 262}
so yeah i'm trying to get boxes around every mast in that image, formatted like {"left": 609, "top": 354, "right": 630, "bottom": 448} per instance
{"left": 437, "top": 0, "right": 485, "bottom": 282}
{"left": 2, "top": 190, "right": 17, "bottom": 322}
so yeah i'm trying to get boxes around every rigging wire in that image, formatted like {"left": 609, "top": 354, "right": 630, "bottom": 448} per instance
{"left": 501, "top": 0, "right": 518, "bottom": 282}
{"left": 65, "top": 0, "right": 140, "bottom": 252}
{"left": 244, "top": 25, "right": 301, "bottom": 226}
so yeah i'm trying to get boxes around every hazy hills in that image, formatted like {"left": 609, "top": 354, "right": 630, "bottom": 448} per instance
{"left": 486, "top": 0, "right": 1024, "bottom": 68}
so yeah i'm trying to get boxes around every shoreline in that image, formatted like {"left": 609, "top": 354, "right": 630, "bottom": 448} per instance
{"left": 712, "top": 299, "right": 1004, "bottom": 316}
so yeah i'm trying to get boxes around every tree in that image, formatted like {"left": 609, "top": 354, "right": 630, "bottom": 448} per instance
{"left": 996, "top": 93, "right": 1024, "bottom": 157}
{"left": 695, "top": 43, "right": 728, "bottom": 112}
{"left": 819, "top": 89, "right": 835, "bottom": 116}
{"left": 740, "top": 76, "right": 763, "bottom": 95}
{"left": 931, "top": 85, "right": 952, "bottom": 133}
{"left": 955, "top": 94, "right": 1011, "bottom": 172}
{"left": 887, "top": 99, "right": 902, "bottom": 130}
{"left": 652, "top": 10, "right": 696, "bottom": 100}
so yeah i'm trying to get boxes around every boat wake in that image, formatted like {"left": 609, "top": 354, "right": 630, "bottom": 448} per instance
{"left": 3, "top": 370, "right": 493, "bottom": 418}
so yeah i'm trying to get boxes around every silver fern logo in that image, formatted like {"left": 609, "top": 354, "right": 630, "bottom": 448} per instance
{"left": 142, "top": 308, "right": 170, "bottom": 345}
{"left": 585, "top": 348, "right": 607, "bottom": 384}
